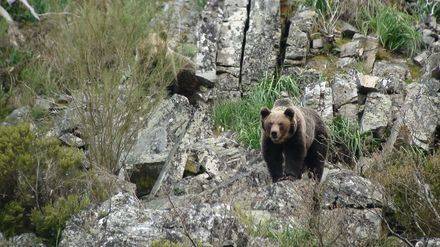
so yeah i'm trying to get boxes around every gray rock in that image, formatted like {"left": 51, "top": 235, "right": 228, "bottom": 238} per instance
{"left": 34, "top": 97, "right": 55, "bottom": 111}
{"left": 360, "top": 92, "right": 392, "bottom": 133}
{"left": 357, "top": 74, "right": 380, "bottom": 92}
{"left": 284, "top": 25, "right": 309, "bottom": 65}
{"left": 312, "top": 38, "right": 324, "bottom": 49}
{"left": 322, "top": 169, "right": 384, "bottom": 209}
{"left": 421, "top": 53, "right": 440, "bottom": 93}
{"left": 320, "top": 208, "right": 382, "bottom": 246}
{"left": 241, "top": 0, "right": 281, "bottom": 93}
{"left": 360, "top": 36, "right": 379, "bottom": 73}
{"left": 340, "top": 40, "right": 363, "bottom": 57}
{"left": 216, "top": 0, "right": 248, "bottom": 99}
{"left": 150, "top": 107, "right": 213, "bottom": 197}
{"left": 290, "top": 8, "right": 316, "bottom": 33}
{"left": 60, "top": 192, "right": 248, "bottom": 246}
{"left": 59, "top": 133, "right": 85, "bottom": 148}
{"left": 372, "top": 60, "right": 410, "bottom": 81}
{"left": 422, "top": 29, "right": 436, "bottom": 46}
{"left": 415, "top": 238, "right": 440, "bottom": 247}
{"left": 54, "top": 106, "right": 80, "bottom": 136}
{"left": 57, "top": 94, "right": 73, "bottom": 104}
{"left": 195, "top": 0, "right": 221, "bottom": 82}
{"left": 9, "top": 233, "right": 45, "bottom": 247}
{"left": 341, "top": 21, "right": 358, "bottom": 39}
{"left": 401, "top": 83, "right": 440, "bottom": 150}
{"left": 303, "top": 81, "right": 334, "bottom": 121}
{"left": 123, "top": 95, "right": 193, "bottom": 168}
{"left": 337, "top": 103, "right": 358, "bottom": 122}
{"left": 5, "top": 106, "right": 30, "bottom": 123}
{"left": 414, "top": 51, "right": 430, "bottom": 66}
{"left": 337, "top": 57, "right": 356, "bottom": 68}
{"left": 376, "top": 77, "right": 406, "bottom": 94}
{"left": 332, "top": 74, "right": 358, "bottom": 109}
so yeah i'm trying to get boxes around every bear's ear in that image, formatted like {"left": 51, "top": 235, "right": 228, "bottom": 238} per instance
{"left": 284, "top": 108, "right": 295, "bottom": 120}
{"left": 260, "top": 107, "right": 271, "bottom": 119}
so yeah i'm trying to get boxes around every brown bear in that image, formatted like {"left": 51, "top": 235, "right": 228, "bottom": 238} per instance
{"left": 260, "top": 98, "right": 328, "bottom": 182}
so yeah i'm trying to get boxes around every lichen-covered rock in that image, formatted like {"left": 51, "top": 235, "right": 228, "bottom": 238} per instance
{"left": 337, "top": 57, "right": 356, "bottom": 68}
{"left": 303, "top": 81, "right": 333, "bottom": 121}
{"left": 9, "top": 233, "right": 45, "bottom": 247}
{"left": 357, "top": 74, "right": 380, "bottom": 92}
{"left": 150, "top": 107, "right": 213, "bottom": 197}
{"left": 123, "top": 95, "right": 193, "bottom": 168}
{"left": 401, "top": 83, "right": 440, "bottom": 150}
{"left": 332, "top": 74, "right": 358, "bottom": 109}
{"left": 415, "top": 238, "right": 440, "bottom": 247}
{"left": 59, "top": 133, "right": 85, "bottom": 148}
{"left": 241, "top": 0, "right": 281, "bottom": 93}
{"left": 340, "top": 40, "right": 363, "bottom": 58}
{"left": 320, "top": 208, "right": 382, "bottom": 246}
{"left": 360, "top": 92, "right": 392, "bottom": 133}
{"left": 216, "top": 0, "right": 248, "bottom": 99}
{"left": 60, "top": 192, "right": 247, "bottom": 246}
{"left": 372, "top": 60, "right": 410, "bottom": 81}
{"left": 284, "top": 25, "right": 309, "bottom": 65}
{"left": 322, "top": 170, "right": 384, "bottom": 209}
{"left": 3, "top": 106, "right": 30, "bottom": 124}
{"left": 290, "top": 8, "right": 316, "bottom": 33}
{"left": 337, "top": 103, "right": 358, "bottom": 122}
{"left": 196, "top": 0, "right": 222, "bottom": 82}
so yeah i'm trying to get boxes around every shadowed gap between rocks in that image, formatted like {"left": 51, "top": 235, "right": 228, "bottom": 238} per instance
{"left": 238, "top": 0, "right": 252, "bottom": 96}
{"left": 275, "top": 0, "right": 293, "bottom": 77}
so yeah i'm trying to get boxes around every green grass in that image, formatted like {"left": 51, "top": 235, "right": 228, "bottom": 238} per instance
{"left": 356, "top": 1, "right": 422, "bottom": 55}
{"left": 213, "top": 75, "right": 301, "bottom": 149}
{"left": 328, "top": 116, "right": 380, "bottom": 164}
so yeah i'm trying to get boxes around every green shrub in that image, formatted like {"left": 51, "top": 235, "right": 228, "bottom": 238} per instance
{"left": 356, "top": 1, "right": 421, "bottom": 55}
{"left": 31, "top": 195, "right": 90, "bottom": 245}
{"left": 368, "top": 148, "right": 440, "bottom": 239}
{"left": 213, "top": 75, "right": 301, "bottom": 149}
{"left": 328, "top": 116, "right": 379, "bottom": 164}
{"left": 0, "top": 124, "right": 98, "bottom": 245}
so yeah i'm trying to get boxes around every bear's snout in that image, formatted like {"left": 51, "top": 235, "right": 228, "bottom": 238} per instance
{"left": 271, "top": 131, "right": 278, "bottom": 139}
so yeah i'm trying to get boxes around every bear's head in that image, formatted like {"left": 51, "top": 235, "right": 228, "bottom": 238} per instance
{"left": 260, "top": 107, "right": 296, "bottom": 144}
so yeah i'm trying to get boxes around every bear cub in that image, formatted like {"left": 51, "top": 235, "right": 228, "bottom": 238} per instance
{"left": 260, "top": 98, "right": 328, "bottom": 182}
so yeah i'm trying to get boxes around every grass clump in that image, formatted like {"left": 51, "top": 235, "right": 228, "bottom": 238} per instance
{"left": 367, "top": 148, "right": 440, "bottom": 240}
{"left": 328, "top": 116, "right": 379, "bottom": 164}
{"left": 213, "top": 75, "right": 301, "bottom": 149}
{"left": 356, "top": 1, "right": 422, "bottom": 55}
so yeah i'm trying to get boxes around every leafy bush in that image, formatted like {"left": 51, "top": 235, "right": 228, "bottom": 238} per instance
{"left": 328, "top": 116, "right": 379, "bottom": 164}
{"left": 31, "top": 195, "right": 90, "bottom": 245}
{"left": 213, "top": 75, "right": 301, "bottom": 149}
{"left": 367, "top": 148, "right": 440, "bottom": 239}
{"left": 0, "top": 124, "right": 101, "bottom": 245}
{"left": 356, "top": 1, "right": 421, "bottom": 55}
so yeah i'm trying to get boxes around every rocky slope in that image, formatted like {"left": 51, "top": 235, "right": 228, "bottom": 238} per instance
{"left": 2, "top": 0, "right": 439, "bottom": 246}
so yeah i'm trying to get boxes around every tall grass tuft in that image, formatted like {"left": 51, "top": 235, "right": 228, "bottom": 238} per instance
{"left": 356, "top": 1, "right": 422, "bottom": 55}
{"left": 328, "top": 116, "right": 379, "bottom": 164}
{"left": 44, "top": 0, "right": 180, "bottom": 173}
{"left": 213, "top": 75, "right": 301, "bottom": 149}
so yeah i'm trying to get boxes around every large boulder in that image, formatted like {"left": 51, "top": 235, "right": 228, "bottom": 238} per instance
{"left": 401, "top": 83, "right": 440, "bottom": 150}
{"left": 123, "top": 95, "right": 193, "bottom": 168}
{"left": 322, "top": 170, "right": 384, "bottom": 209}
{"left": 372, "top": 60, "right": 410, "bottom": 81}
{"left": 360, "top": 92, "right": 392, "bottom": 133}
{"left": 60, "top": 192, "right": 248, "bottom": 246}
{"left": 332, "top": 74, "right": 358, "bottom": 109}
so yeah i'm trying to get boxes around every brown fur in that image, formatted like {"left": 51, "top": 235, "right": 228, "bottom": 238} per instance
{"left": 261, "top": 98, "right": 328, "bottom": 182}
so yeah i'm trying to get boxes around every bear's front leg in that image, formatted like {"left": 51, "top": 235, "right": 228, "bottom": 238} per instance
{"left": 284, "top": 139, "right": 306, "bottom": 179}
{"left": 262, "top": 137, "right": 284, "bottom": 182}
